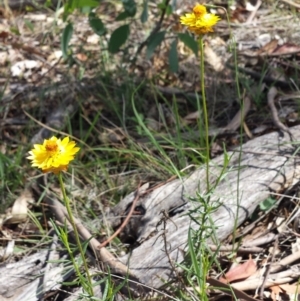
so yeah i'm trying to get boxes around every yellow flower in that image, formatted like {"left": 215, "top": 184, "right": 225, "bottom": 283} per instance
{"left": 180, "top": 4, "right": 220, "bottom": 35}
{"left": 27, "top": 136, "right": 80, "bottom": 174}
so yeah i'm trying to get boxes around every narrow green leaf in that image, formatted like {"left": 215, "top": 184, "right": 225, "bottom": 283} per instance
{"left": 108, "top": 25, "right": 130, "bottom": 54}
{"left": 178, "top": 33, "right": 198, "bottom": 57}
{"left": 169, "top": 39, "right": 178, "bottom": 73}
{"left": 61, "top": 23, "right": 73, "bottom": 59}
{"left": 102, "top": 278, "right": 109, "bottom": 300}
{"left": 89, "top": 12, "right": 106, "bottom": 36}
{"left": 188, "top": 229, "right": 201, "bottom": 283}
{"left": 140, "top": 0, "right": 148, "bottom": 23}
{"left": 24, "top": 20, "right": 34, "bottom": 32}
{"left": 146, "top": 31, "right": 165, "bottom": 59}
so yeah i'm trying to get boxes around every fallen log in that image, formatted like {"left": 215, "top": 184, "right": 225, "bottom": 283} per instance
{"left": 109, "top": 125, "right": 300, "bottom": 288}
{"left": 1, "top": 125, "right": 300, "bottom": 299}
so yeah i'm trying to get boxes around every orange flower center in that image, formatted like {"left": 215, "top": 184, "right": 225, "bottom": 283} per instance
{"left": 45, "top": 141, "right": 58, "bottom": 153}
{"left": 193, "top": 5, "right": 206, "bottom": 17}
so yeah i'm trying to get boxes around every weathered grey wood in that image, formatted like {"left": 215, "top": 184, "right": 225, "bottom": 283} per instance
{"left": 0, "top": 243, "right": 103, "bottom": 301}
{"left": 2, "top": 126, "right": 300, "bottom": 299}
{"left": 110, "top": 125, "right": 300, "bottom": 288}
{"left": 0, "top": 250, "right": 48, "bottom": 300}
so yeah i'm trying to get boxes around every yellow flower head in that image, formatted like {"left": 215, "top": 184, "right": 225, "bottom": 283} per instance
{"left": 27, "top": 136, "right": 80, "bottom": 174}
{"left": 180, "top": 4, "right": 220, "bottom": 35}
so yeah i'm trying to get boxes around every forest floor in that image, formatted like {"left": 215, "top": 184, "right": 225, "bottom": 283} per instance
{"left": 1, "top": 0, "right": 300, "bottom": 300}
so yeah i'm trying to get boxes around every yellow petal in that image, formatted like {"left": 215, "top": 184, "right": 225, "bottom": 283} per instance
{"left": 27, "top": 136, "right": 80, "bottom": 174}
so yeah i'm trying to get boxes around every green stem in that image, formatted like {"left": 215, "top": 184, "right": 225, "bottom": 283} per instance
{"left": 198, "top": 36, "right": 210, "bottom": 191}
{"left": 58, "top": 173, "right": 94, "bottom": 297}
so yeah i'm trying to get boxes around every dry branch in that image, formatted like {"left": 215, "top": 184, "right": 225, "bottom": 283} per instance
{"left": 110, "top": 125, "right": 300, "bottom": 288}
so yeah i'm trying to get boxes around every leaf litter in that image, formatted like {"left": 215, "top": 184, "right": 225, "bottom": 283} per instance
{"left": 1, "top": 0, "right": 300, "bottom": 300}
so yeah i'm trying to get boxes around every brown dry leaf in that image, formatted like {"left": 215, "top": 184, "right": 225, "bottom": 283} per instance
{"left": 271, "top": 43, "right": 300, "bottom": 56}
{"left": 183, "top": 110, "right": 200, "bottom": 124}
{"left": 270, "top": 285, "right": 282, "bottom": 301}
{"left": 257, "top": 39, "right": 278, "bottom": 55}
{"left": 3, "top": 190, "right": 33, "bottom": 225}
{"left": 270, "top": 284, "right": 300, "bottom": 301}
{"left": 76, "top": 53, "right": 88, "bottom": 62}
{"left": 243, "top": 122, "right": 253, "bottom": 139}
{"left": 220, "top": 257, "right": 257, "bottom": 283}
{"left": 279, "top": 283, "right": 300, "bottom": 294}
{"left": 230, "top": 7, "right": 248, "bottom": 23}
{"left": 204, "top": 42, "right": 224, "bottom": 72}
{"left": 0, "top": 30, "right": 9, "bottom": 40}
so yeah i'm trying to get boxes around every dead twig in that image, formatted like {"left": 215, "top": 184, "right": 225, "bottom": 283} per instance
{"left": 270, "top": 249, "right": 300, "bottom": 273}
{"left": 37, "top": 184, "right": 134, "bottom": 278}
{"left": 259, "top": 237, "right": 278, "bottom": 299}
{"left": 245, "top": 0, "right": 262, "bottom": 24}
{"left": 230, "top": 265, "right": 300, "bottom": 291}
{"left": 98, "top": 183, "right": 142, "bottom": 248}
{"left": 159, "top": 210, "right": 184, "bottom": 284}
{"left": 207, "top": 278, "right": 259, "bottom": 301}
{"left": 208, "top": 245, "right": 263, "bottom": 253}
{"left": 267, "top": 86, "right": 293, "bottom": 139}
{"left": 242, "top": 233, "right": 277, "bottom": 248}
